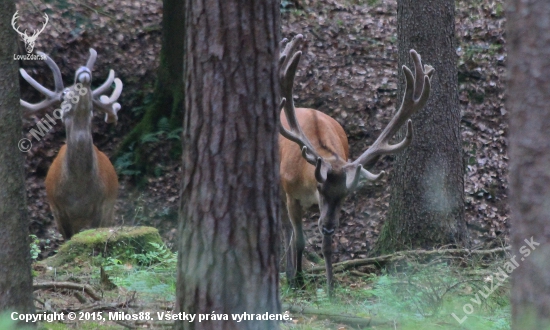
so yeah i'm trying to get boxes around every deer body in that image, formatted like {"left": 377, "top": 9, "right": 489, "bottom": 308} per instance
{"left": 279, "top": 35, "right": 434, "bottom": 294}
{"left": 279, "top": 107, "right": 350, "bottom": 283}
{"left": 46, "top": 144, "right": 118, "bottom": 238}
{"left": 280, "top": 107, "right": 349, "bottom": 207}
{"left": 21, "top": 49, "right": 123, "bottom": 239}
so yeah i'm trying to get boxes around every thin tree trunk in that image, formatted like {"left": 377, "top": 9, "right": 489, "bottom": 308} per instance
{"left": 507, "top": 1, "right": 550, "bottom": 328}
{"left": 376, "top": 0, "right": 467, "bottom": 254}
{"left": 0, "top": 0, "right": 35, "bottom": 318}
{"left": 175, "top": 0, "right": 281, "bottom": 329}
{"left": 116, "top": 0, "right": 184, "bottom": 174}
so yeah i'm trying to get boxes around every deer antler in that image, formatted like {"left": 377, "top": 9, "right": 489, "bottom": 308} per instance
{"left": 279, "top": 35, "right": 333, "bottom": 182}
{"left": 279, "top": 35, "right": 385, "bottom": 184}
{"left": 19, "top": 51, "right": 65, "bottom": 112}
{"left": 350, "top": 50, "right": 434, "bottom": 169}
{"left": 279, "top": 35, "right": 317, "bottom": 161}
{"left": 83, "top": 48, "right": 123, "bottom": 124}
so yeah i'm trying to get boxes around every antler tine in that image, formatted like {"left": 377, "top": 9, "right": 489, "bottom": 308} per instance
{"left": 93, "top": 77, "right": 123, "bottom": 124}
{"left": 351, "top": 49, "right": 433, "bottom": 168}
{"left": 280, "top": 35, "right": 302, "bottom": 67}
{"left": 279, "top": 34, "right": 321, "bottom": 165}
{"left": 20, "top": 51, "right": 65, "bottom": 112}
{"left": 92, "top": 69, "right": 115, "bottom": 97}
{"left": 86, "top": 48, "right": 97, "bottom": 71}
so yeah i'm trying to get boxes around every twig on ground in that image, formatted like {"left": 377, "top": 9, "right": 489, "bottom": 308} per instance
{"left": 307, "top": 246, "right": 511, "bottom": 274}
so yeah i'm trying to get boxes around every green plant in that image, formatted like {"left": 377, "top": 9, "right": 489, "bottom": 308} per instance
{"left": 29, "top": 234, "right": 40, "bottom": 261}
{"left": 114, "top": 150, "right": 141, "bottom": 176}
{"left": 131, "top": 242, "right": 177, "bottom": 267}
{"left": 96, "top": 243, "right": 178, "bottom": 301}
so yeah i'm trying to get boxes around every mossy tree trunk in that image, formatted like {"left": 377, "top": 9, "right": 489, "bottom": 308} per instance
{"left": 376, "top": 0, "right": 468, "bottom": 254}
{"left": 116, "top": 0, "right": 184, "bottom": 173}
{"left": 175, "top": 0, "right": 281, "bottom": 328}
{"left": 0, "top": 0, "right": 35, "bottom": 319}
{"left": 508, "top": 1, "right": 550, "bottom": 328}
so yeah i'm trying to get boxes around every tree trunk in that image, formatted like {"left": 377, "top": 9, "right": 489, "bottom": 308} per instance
{"left": 0, "top": 0, "right": 35, "bottom": 318}
{"left": 116, "top": 0, "right": 184, "bottom": 174}
{"left": 175, "top": 0, "right": 281, "bottom": 329}
{"left": 376, "top": 0, "right": 467, "bottom": 254}
{"left": 508, "top": 1, "right": 550, "bottom": 328}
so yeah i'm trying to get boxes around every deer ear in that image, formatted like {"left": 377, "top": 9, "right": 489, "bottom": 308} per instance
{"left": 345, "top": 165, "right": 362, "bottom": 191}
{"left": 315, "top": 158, "right": 329, "bottom": 183}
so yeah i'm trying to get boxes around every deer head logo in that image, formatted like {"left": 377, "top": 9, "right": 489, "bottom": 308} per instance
{"left": 11, "top": 11, "right": 49, "bottom": 53}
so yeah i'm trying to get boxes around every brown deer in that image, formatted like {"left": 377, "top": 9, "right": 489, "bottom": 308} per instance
{"left": 20, "top": 49, "right": 122, "bottom": 239}
{"left": 278, "top": 35, "right": 434, "bottom": 294}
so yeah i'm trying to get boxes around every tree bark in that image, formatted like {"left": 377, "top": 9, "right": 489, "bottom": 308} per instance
{"left": 507, "top": 1, "right": 550, "bottom": 328}
{"left": 376, "top": 0, "right": 467, "bottom": 254}
{"left": 175, "top": 0, "right": 281, "bottom": 329}
{"left": 0, "top": 0, "right": 35, "bottom": 318}
{"left": 116, "top": 0, "right": 185, "bottom": 174}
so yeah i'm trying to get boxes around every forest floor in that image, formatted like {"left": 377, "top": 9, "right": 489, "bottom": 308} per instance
{"left": 19, "top": 0, "right": 508, "bottom": 264}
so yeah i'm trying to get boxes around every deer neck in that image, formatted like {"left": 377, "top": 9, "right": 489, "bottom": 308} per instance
{"left": 63, "top": 95, "right": 98, "bottom": 178}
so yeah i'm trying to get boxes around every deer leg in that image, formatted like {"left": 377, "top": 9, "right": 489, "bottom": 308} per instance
{"left": 322, "top": 234, "right": 333, "bottom": 297}
{"left": 281, "top": 195, "right": 296, "bottom": 282}
{"left": 51, "top": 206, "right": 71, "bottom": 239}
{"left": 287, "top": 197, "right": 305, "bottom": 288}
{"left": 100, "top": 199, "right": 116, "bottom": 227}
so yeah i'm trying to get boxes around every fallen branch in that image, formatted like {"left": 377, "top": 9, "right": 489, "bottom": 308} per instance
{"left": 307, "top": 246, "right": 511, "bottom": 274}
{"left": 34, "top": 281, "right": 101, "bottom": 301}
{"left": 65, "top": 301, "right": 131, "bottom": 313}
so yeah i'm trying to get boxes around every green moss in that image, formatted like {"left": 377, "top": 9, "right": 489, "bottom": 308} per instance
{"left": 45, "top": 226, "right": 163, "bottom": 267}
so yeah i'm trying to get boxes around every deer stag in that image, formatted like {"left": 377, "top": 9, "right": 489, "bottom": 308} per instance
{"left": 278, "top": 35, "right": 434, "bottom": 293}
{"left": 20, "top": 49, "right": 122, "bottom": 239}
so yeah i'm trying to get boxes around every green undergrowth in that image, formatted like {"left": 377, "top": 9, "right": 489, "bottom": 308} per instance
{"left": 34, "top": 241, "right": 177, "bottom": 329}
{"left": 281, "top": 258, "right": 511, "bottom": 329}
{"left": 34, "top": 241, "right": 511, "bottom": 329}
{"left": 96, "top": 241, "right": 177, "bottom": 301}
{"left": 38, "top": 227, "right": 176, "bottom": 302}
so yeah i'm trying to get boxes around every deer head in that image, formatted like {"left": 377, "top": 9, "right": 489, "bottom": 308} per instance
{"left": 19, "top": 48, "right": 122, "bottom": 124}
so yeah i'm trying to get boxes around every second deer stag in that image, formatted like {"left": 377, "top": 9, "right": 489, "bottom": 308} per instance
{"left": 20, "top": 49, "right": 123, "bottom": 239}
{"left": 278, "top": 35, "right": 434, "bottom": 294}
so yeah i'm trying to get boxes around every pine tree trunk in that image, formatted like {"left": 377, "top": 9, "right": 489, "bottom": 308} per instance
{"left": 0, "top": 0, "right": 35, "bottom": 318}
{"left": 508, "top": 1, "right": 550, "bottom": 328}
{"left": 376, "top": 0, "right": 467, "bottom": 253}
{"left": 175, "top": 0, "right": 281, "bottom": 329}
